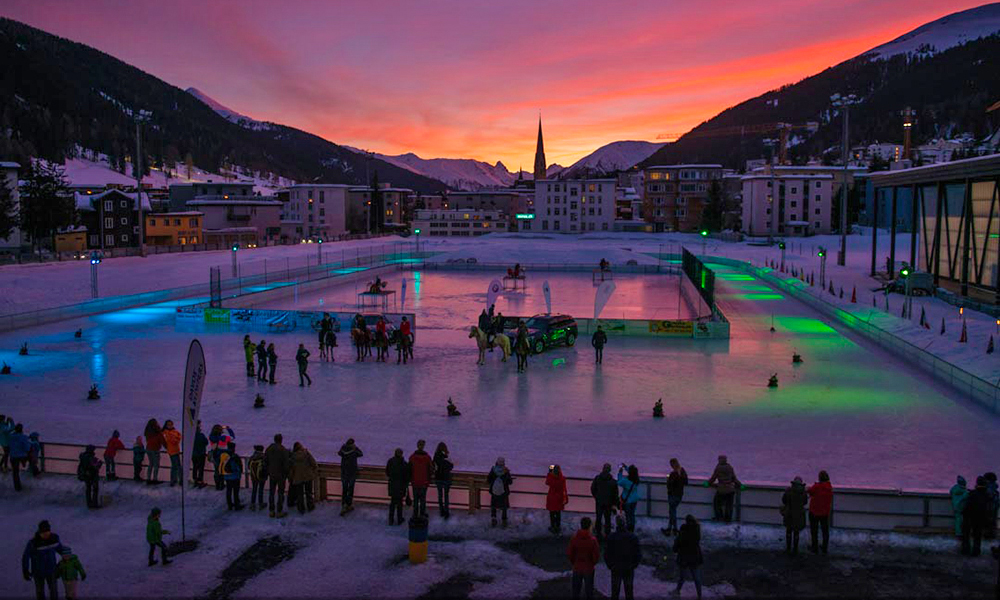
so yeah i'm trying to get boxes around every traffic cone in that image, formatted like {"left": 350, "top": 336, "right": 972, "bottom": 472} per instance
{"left": 959, "top": 319, "right": 967, "bottom": 343}
{"left": 988, "top": 335, "right": 994, "bottom": 354}
{"left": 851, "top": 287, "right": 857, "bottom": 303}
{"left": 940, "top": 317, "right": 946, "bottom": 335}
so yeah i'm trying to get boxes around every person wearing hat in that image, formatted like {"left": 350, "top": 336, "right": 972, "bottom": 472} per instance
{"left": 781, "top": 476, "right": 808, "bottom": 555}
{"left": 76, "top": 444, "right": 103, "bottom": 509}
{"left": 22, "top": 520, "right": 64, "bottom": 599}
{"left": 146, "top": 508, "right": 171, "bottom": 566}
{"left": 949, "top": 476, "right": 969, "bottom": 537}
{"left": 55, "top": 546, "right": 86, "bottom": 600}
{"left": 487, "top": 457, "right": 513, "bottom": 528}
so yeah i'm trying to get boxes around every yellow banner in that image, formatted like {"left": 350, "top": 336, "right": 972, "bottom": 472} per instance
{"left": 648, "top": 320, "right": 693, "bottom": 336}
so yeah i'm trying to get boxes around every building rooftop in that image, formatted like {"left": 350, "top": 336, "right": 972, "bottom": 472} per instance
{"left": 75, "top": 188, "right": 152, "bottom": 211}
{"left": 741, "top": 173, "right": 835, "bottom": 180}
{"left": 148, "top": 211, "right": 204, "bottom": 217}
{"left": 186, "top": 199, "right": 282, "bottom": 207}
{"left": 868, "top": 153, "right": 1000, "bottom": 186}
{"left": 644, "top": 164, "right": 723, "bottom": 169}
{"left": 0, "top": 161, "right": 21, "bottom": 169}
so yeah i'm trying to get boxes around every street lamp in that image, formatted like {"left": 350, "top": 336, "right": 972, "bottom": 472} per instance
{"left": 831, "top": 93, "right": 859, "bottom": 267}
{"left": 317, "top": 237, "right": 323, "bottom": 265}
{"left": 817, "top": 246, "right": 827, "bottom": 288}
{"left": 414, "top": 228, "right": 421, "bottom": 255}
{"left": 778, "top": 241, "right": 786, "bottom": 271}
{"left": 231, "top": 243, "right": 239, "bottom": 278}
{"left": 700, "top": 229, "right": 708, "bottom": 256}
{"left": 900, "top": 265, "right": 913, "bottom": 318}
{"left": 89, "top": 251, "right": 102, "bottom": 298}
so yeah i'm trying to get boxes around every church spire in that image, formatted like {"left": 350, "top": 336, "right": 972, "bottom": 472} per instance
{"left": 533, "top": 115, "right": 546, "bottom": 182}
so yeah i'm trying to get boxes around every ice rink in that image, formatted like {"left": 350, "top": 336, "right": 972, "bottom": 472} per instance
{"left": 0, "top": 265, "right": 996, "bottom": 490}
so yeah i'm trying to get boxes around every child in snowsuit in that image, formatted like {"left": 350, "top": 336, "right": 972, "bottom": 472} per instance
{"left": 131, "top": 437, "right": 145, "bottom": 482}
{"left": 146, "top": 507, "right": 171, "bottom": 566}
{"left": 55, "top": 547, "right": 86, "bottom": 600}
{"left": 103, "top": 430, "right": 125, "bottom": 481}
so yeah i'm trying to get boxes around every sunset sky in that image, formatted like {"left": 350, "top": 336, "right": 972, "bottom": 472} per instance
{"left": 1, "top": 0, "right": 992, "bottom": 167}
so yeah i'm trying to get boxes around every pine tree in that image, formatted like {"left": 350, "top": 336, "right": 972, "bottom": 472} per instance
{"left": 0, "top": 175, "right": 17, "bottom": 240}
{"left": 699, "top": 180, "right": 725, "bottom": 232}
{"left": 19, "top": 161, "right": 73, "bottom": 252}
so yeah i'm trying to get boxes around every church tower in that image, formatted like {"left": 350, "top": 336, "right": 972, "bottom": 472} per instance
{"left": 533, "top": 116, "right": 547, "bottom": 182}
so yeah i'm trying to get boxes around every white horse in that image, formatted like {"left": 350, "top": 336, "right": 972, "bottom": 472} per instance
{"left": 469, "top": 326, "right": 511, "bottom": 365}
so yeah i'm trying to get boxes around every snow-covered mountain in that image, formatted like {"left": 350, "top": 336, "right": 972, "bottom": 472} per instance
{"left": 865, "top": 2, "right": 1000, "bottom": 59}
{"left": 186, "top": 87, "right": 273, "bottom": 131}
{"left": 561, "top": 140, "right": 664, "bottom": 178}
{"left": 367, "top": 152, "right": 517, "bottom": 190}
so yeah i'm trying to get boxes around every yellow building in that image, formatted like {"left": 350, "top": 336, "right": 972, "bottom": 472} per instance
{"left": 146, "top": 212, "right": 203, "bottom": 245}
{"left": 54, "top": 226, "right": 88, "bottom": 254}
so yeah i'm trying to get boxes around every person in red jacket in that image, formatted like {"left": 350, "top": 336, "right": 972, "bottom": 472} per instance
{"left": 546, "top": 464, "right": 568, "bottom": 534}
{"left": 567, "top": 517, "right": 600, "bottom": 600}
{"left": 143, "top": 419, "right": 164, "bottom": 485}
{"left": 398, "top": 316, "right": 413, "bottom": 364}
{"left": 408, "top": 440, "right": 434, "bottom": 518}
{"left": 102, "top": 430, "right": 125, "bottom": 481}
{"left": 807, "top": 470, "right": 833, "bottom": 554}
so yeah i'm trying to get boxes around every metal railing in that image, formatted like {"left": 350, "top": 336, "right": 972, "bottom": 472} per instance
{"left": 35, "top": 441, "right": 965, "bottom": 533}
{"left": 0, "top": 243, "right": 431, "bottom": 332}
{"left": 711, "top": 257, "right": 1000, "bottom": 414}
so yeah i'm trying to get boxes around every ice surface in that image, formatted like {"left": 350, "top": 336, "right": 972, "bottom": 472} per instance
{"left": 1, "top": 255, "right": 996, "bottom": 492}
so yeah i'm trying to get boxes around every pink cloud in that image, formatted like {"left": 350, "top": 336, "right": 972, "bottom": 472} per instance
{"left": 1, "top": 0, "right": 992, "bottom": 167}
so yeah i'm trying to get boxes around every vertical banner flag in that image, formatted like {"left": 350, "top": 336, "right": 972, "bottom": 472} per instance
{"left": 181, "top": 339, "right": 206, "bottom": 541}
{"left": 594, "top": 280, "right": 617, "bottom": 320}
{"left": 542, "top": 280, "right": 552, "bottom": 314}
{"left": 486, "top": 279, "right": 502, "bottom": 310}
{"left": 181, "top": 339, "right": 207, "bottom": 475}
{"left": 400, "top": 278, "right": 408, "bottom": 311}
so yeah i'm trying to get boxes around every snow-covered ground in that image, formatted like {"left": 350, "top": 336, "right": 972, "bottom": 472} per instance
{"left": 1, "top": 475, "right": 990, "bottom": 599}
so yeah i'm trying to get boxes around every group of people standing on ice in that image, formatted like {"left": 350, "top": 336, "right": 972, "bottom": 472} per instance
{"left": 0, "top": 414, "right": 42, "bottom": 492}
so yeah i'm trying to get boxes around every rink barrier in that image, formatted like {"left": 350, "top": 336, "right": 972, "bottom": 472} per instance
{"left": 408, "top": 261, "right": 730, "bottom": 339}
{"left": 0, "top": 245, "right": 435, "bottom": 333}
{"left": 35, "top": 442, "right": 971, "bottom": 533}
{"left": 175, "top": 306, "right": 417, "bottom": 340}
{"left": 710, "top": 257, "right": 1000, "bottom": 415}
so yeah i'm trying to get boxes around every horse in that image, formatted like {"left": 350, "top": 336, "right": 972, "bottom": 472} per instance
{"left": 469, "top": 326, "right": 510, "bottom": 365}
{"left": 390, "top": 329, "right": 414, "bottom": 364}
{"left": 351, "top": 327, "right": 371, "bottom": 362}
{"left": 374, "top": 328, "right": 390, "bottom": 362}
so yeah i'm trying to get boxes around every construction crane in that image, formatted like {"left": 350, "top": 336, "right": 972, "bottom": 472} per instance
{"left": 657, "top": 121, "right": 819, "bottom": 164}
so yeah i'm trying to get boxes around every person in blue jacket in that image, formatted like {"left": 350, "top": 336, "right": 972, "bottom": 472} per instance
{"left": 9, "top": 424, "right": 31, "bottom": 491}
{"left": 22, "top": 520, "right": 64, "bottom": 599}
{"left": 617, "top": 464, "right": 642, "bottom": 532}
{"left": 221, "top": 442, "right": 244, "bottom": 511}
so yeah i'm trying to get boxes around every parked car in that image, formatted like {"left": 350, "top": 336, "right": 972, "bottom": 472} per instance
{"left": 887, "top": 271, "right": 935, "bottom": 296}
{"left": 523, "top": 314, "right": 578, "bottom": 354}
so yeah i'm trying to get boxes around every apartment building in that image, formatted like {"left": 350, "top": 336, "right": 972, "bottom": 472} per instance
{"left": 533, "top": 178, "right": 615, "bottom": 233}
{"left": 410, "top": 209, "right": 507, "bottom": 237}
{"left": 75, "top": 189, "right": 151, "bottom": 249}
{"left": 145, "top": 212, "right": 204, "bottom": 245}
{"left": 641, "top": 165, "right": 723, "bottom": 231}
{"left": 740, "top": 172, "right": 834, "bottom": 236}
{"left": 284, "top": 184, "right": 350, "bottom": 240}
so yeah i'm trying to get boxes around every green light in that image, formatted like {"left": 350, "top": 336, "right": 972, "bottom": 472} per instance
{"left": 552, "top": 358, "right": 565, "bottom": 366}
{"left": 778, "top": 242, "right": 785, "bottom": 250}
{"left": 700, "top": 230, "right": 708, "bottom": 237}
{"left": 817, "top": 250, "right": 825, "bottom": 257}
{"left": 515, "top": 213, "right": 535, "bottom": 219}
{"left": 700, "top": 271, "right": 706, "bottom": 289}
{"left": 900, "top": 268, "right": 910, "bottom": 278}
{"left": 231, "top": 244, "right": 238, "bottom": 252}
{"left": 414, "top": 228, "right": 421, "bottom": 234}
